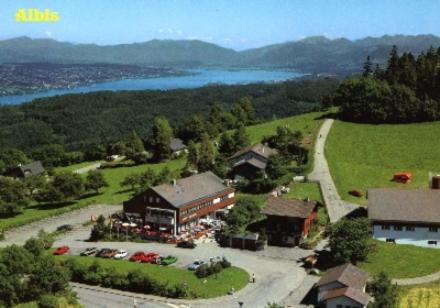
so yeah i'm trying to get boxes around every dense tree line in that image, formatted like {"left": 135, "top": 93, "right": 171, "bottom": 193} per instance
{"left": 330, "top": 46, "right": 440, "bottom": 123}
{"left": 0, "top": 232, "right": 76, "bottom": 307}
{"left": 0, "top": 78, "right": 338, "bottom": 152}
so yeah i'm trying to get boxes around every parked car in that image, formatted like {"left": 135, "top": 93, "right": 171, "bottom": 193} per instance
{"left": 80, "top": 247, "right": 97, "bottom": 256}
{"left": 177, "top": 240, "right": 197, "bottom": 249}
{"left": 159, "top": 255, "right": 178, "bottom": 266}
{"left": 114, "top": 249, "right": 128, "bottom": 259}
{"left": 96, "top": 248, "right": 112, "bottom": 258}
{"left": 57, "top": 224, "right": 74, "bottom": 232}
{"left": 188, "top": 259, "right": 205, "bottom": 270}
{"left": 141, "top": 252, "right": 160, "bottom": 263}
{"left": 129, "top": 251, "right": 146, "bottom": 262}
{"left": 53, "top": 246, "right": 70, "bottom": 255}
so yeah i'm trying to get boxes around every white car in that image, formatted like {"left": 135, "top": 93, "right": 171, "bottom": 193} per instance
{"left": 114, "top": 249, "right": 128, "bottom": 259}
{"left": 188, "top": 259, "right": 206, "bottom": 270}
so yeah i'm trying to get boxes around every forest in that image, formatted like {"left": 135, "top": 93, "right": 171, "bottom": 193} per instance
{"left": 330, "top": 46, "right": 440, "bottom": 123}
{"left": 0, "top": 78, "right": 338, "bottom": 152}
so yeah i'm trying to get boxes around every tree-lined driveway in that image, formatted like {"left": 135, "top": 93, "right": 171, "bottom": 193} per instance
{"left": 308, "top": 119, "right": 360, "bottom": 223}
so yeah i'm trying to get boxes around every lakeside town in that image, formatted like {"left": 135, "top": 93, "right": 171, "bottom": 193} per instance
{"left": 0, "top": 63, "right": 185, "bottom": 96}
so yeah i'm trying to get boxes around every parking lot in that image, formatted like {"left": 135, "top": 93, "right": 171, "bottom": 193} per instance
{"left": 54, "top": 226, "right": 315, "bottom": 307}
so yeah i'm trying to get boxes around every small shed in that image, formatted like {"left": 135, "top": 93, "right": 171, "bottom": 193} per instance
{"left": 229, "top": 233, "right": 261, "bottom": 251}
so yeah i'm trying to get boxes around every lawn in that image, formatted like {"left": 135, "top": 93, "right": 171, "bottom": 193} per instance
{"left": 399, "top": 281, "right": 440, "bottom": 308}
{"left": 246, "top": 111, "right": 325, "bottom": 147}
{"left": 0, "top": 158, "right": 186, "bottom": 230}
{"left": 284, "top": 182, "right": 324, "bottom": 203}
{"left": 359, "top": 240, "right": 440, "bottom": 279}
{"left": 57, "top": 255, "right": 249, "bottom": 299}
{"left": 326, "top": 120, "right": 440, "bottom": 204}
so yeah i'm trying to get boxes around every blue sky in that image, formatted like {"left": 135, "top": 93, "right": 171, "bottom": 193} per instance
{"left": 1, "top": 0, "right": 439, "bottom": 50}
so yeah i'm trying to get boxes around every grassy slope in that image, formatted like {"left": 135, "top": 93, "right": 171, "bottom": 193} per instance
{"left": 359, "top": 240, "right": 440, "bottom": 279}
{"left": 326, "top": 120, "right": 440, "bottom": 204}
{"left": 0, "top": 111, "right": 325, "bottom": 230}
{"left": 57, "top": 256, "right": 249, "bottom": 299}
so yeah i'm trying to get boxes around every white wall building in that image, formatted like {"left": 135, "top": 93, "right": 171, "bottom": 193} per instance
{"left": 368, "top": 188, "right": 440, "bottom": 248}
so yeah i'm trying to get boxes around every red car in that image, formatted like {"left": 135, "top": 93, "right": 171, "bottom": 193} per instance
{"left": 53, "top": 246, "right": 70, "bottom": 255}
{"left": 141, "top": 252, "right": 160, "bottom": 264}
{"left": 129, "top": 251, "right": 147, "bottom": 262}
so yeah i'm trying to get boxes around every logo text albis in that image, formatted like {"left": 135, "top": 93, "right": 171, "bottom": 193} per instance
{"left": 16, "top": 9, "right": 60, "bottom": 22}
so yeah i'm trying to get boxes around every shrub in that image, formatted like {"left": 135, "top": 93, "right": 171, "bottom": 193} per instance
{"left": 38, "top": 295, "right": 58, "bottom": 308}
{"left": 195, "top": 264, "right": 211, "bottom": 278}
{"left": 220, "top": 257, "right": 231, "bottom": 268}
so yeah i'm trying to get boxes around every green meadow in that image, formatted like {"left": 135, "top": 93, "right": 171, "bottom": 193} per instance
{"left": 326, "top": 120, "right": 440, "bottom": 204}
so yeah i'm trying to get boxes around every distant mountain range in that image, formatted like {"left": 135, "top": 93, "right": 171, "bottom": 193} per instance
{"left": 1, "top": 35, "right": 440, "bottom": 75}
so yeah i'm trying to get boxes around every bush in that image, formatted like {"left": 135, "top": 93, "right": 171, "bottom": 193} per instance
{"left": 220, "top": 257, "right": 231, "bottom": 268}
{"left": 38, "top": 294, "right": 58, "bottom": 308}
{"left": 195, "top": 264, "right": 211, "bottom": 278}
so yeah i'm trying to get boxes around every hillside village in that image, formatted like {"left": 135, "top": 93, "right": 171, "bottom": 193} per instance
{"left": 1, "top": 46, "right": 440, "bottom": 308}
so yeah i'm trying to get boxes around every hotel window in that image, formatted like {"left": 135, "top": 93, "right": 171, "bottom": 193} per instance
{"left": 393, "top": 225, "right": 402, "bottom": 231}
{"left": 429, "top": 227, "right": 438, "bottom": 232}
{"left": 406, "top": 226, "right": 415, "bottom": 231}
{"left": 428, "top": 240, "right": 438, "bottom": 245}
{"left": 149, "top": 196, "right": 153, "bottom": 203}
{"left": 381, "top": 225, "right": 390, "bottom": 230}
{"left": 156, "top": 197, "right": 160, "bottom": 203}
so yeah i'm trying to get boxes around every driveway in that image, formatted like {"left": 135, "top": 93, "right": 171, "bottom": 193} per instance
{"left": 0, "top": 204, "right": 120, "bottom": 246}
{"left": 308, "top": 119, "right": 360, "bottom": 223}
{"left": 56, "top": 228, "right": 316, "bottom": 308}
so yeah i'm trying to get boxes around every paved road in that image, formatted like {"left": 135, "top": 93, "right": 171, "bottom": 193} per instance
{"left": 393, "top": 271, "right": 440, "bottom": 286}
{"left": 308, "top": 119, "right": 360, "bottom": 223}
{"left": 57, "top": 228, "right": 315, "bottom": 308}
{"left": 1, "top": 204, "right": 120, "bottom": 246}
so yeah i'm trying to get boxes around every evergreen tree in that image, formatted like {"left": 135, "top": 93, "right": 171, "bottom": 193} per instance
{"left": 125, "top": 131, "right": 146, "bottom": 164}
{"left": 362, "top": 56, "right": 373, "bottom": 77}
{"left": 179, "top": 115, "right": 206, "bottom": 142}
{"left": 186, "top": 141, "right": 198, "bottom": 169}
{"left": 197, "top": 133, "right": 215, "bottom": 172}
{"left": 151, "top": 117, "right": 173, "bottom": 162}
{"left": 218, "top": 132, "right": 237, "bottom": 157}
{"left": 238, "top": 97, "right": 256, "bottom": 124}
{"left": 232, "top": 124, "right": 250, "bottom": 150}
{"left": 386, "top": 45, "right": 400, "bottom": 83}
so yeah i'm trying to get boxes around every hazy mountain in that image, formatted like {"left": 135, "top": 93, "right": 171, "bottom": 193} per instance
{"left": 1, "top": 35, "right": 440, "bottom": 74}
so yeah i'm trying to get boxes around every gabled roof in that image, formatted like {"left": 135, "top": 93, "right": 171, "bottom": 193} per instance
{"left": 169, "top": 138, "right": 186, "bottom": 152}
{"left": 324, "top": 287, "right": 371, "bottom": 306}
{"left": 261, "top": 196, "right": 318, "bottom": 219}
{"left": 230, "top": 143, "right": 277, "bottom": 160}
{"left": 317, "top": 263, "right": 368, "bottom": 290}
{"left": 17, "top": 161, "right": 45, "bottom": 178}
{"left": 152, "top": 172, "right": 232, "bottom": 208}
{"left": 233, "top": 157, "right": 267, "bottom": 170}
{"left": 368, "top": 188, "right": 440, "bottom": 224}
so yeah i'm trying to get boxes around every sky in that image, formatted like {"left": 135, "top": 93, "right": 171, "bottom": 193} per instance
{"left": 0, "top": 0, "right": 439, "bottom": 50}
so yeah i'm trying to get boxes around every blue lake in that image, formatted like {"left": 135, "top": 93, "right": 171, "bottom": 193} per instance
{"left": 0, "top": 68, "right": 305, "bottom": 105}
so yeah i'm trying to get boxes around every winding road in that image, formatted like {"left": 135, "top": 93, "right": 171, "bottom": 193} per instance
{"left": 308, "top": 119, "right": 360, "bottom": 223}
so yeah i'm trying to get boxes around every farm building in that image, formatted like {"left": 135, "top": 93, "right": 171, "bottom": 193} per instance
{"left": 123, "top": 172, "right": 235, "bottom": 235}
{"left": 229, "top": 143, "right": 277, "bottom": 180}
{"left": 169, "top": 138, "right": 187, "bottom": 155}
{"left": 261, "top": 196, "right": 318, "bottom": 246}
{"left": 316, "top": 263, "right": 371, "bottom": 308}
{"left": 6, "top": 161, "right": 45, "bottom": 178}
{"left": 368, "top": 187, "right": 440, "bottom": 248}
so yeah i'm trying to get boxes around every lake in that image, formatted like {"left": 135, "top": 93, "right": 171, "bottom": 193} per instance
{"left": 0, "top": 68, "right": 305, "bottom": 105}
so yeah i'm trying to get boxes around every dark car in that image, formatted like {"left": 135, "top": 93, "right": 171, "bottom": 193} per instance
{"left": 57, "top": 224, "right": 74, "bottom": 232}
{"left": 96, "top": 248, "right": 112, "bottom": 258}
{"left": 177, "top": 240, "right": 197, "bottom": 249}
{"left": 80, "top": 247, "right": 98, "bottom": 256}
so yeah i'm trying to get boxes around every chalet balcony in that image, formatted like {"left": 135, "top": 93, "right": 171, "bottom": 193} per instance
{"left": 144, "top": 215, "right": 174, "bottom": 225}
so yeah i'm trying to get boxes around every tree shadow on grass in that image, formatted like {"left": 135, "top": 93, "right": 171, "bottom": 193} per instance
{"left": 33, "top": 201, "right": 76, "bottom": 210}
{"left": 314, "top": 110, "right": 340, "bottom": 121}
{"left": 114, "top": 188, "right": 133, "bottom": 195}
